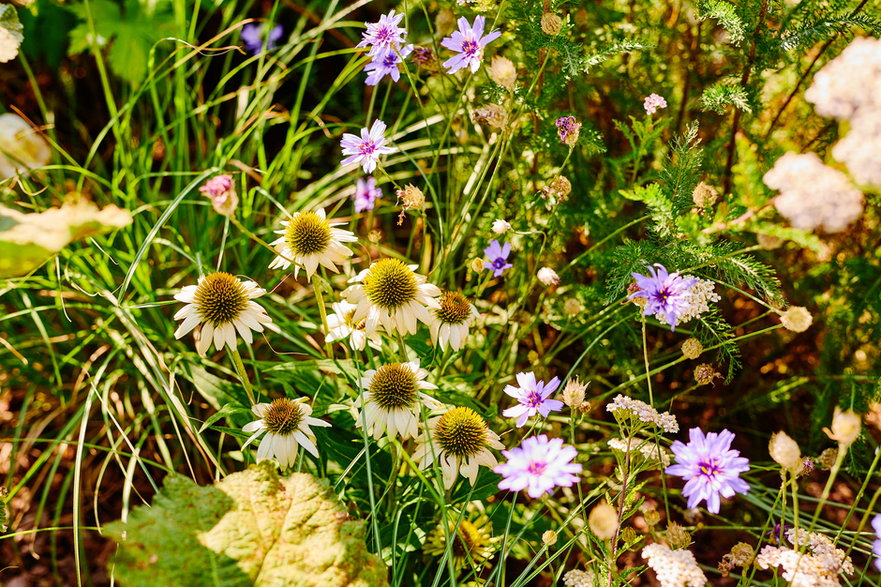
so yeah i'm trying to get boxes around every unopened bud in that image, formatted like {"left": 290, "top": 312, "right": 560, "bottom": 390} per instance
{"left": 471, "top": 258, "right": 486, "bottom": 273}
{"left": 541, "top": 12, "right": 564, "bottom": 35}
{"left": 681, "top": 338, "right": 703, "bottom": 360}
{"left": 824, "top": 406, "right": 861, "bottom": 449}
{"left": 643, "top": 509, "right": 661, "bottom": 527}
{"left": 692, "top": 182, "right": 718, "bottom": 209}
{"left": 666, "top": 522, "right": 691, "bottom": 550}
{"left": 588, "top": 501, "right": 618, "bottom": 540}
{"left": 817, "top": 447, "right": 838, "bottom": 469}
{"left": 537, "top": 266, "right": 560, "bottom": 286}
{"left": 492, "top": 219, "right": 511, "bottom": 234}
{"left": 562, "top": 377, "right": 588, "bottom": 409}
{"left": 563, "top": 298, "right": 582, "bottom": 316}
{"left": 769, "top": 431, "right": 802, "bottom": 474}
{"left": 780, "top": 306, "right": 812, "bottom": 333}
{"left": 488, "top": 55, "right": 517, "bottom": 91}
{"left": 694, "top": 363, "right": 721, "bottom": 386}
{"left": 542, "top": 530, "right": 558, "bottom": 546}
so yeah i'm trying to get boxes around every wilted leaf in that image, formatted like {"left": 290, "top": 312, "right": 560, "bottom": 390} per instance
{"left": 105, "top": 464, "right": 388, "bottom": 587}
{"left": 0, "top": 197, "right": 132, "bottom": 278}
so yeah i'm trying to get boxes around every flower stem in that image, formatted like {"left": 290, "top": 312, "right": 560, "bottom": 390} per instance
{"left": 313, "top": 278, "right": 333, "bottom": 358}
{"left": 229, "top": 347, "right": 256, "bottom": 406}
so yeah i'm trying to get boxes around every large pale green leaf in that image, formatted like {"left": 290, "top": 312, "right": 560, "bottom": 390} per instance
{"left": 0, "top": 199, "right": 132, "bottom": 278}
{"left": 0, "top": 4, "right": 23, "bottom": 64}
{"left": 105, "top": 464, "right": 388, "bottom": 587}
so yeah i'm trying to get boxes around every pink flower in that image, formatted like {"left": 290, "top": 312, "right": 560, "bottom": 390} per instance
{"left": 340, "top": 120, "right": 397, "bottom": 174}
{"left": 357, "top": 9, "right": 407, "bottom": 57}
{"left": 644, "top": 93, "right": 668, "bottom": 115}
{"left": 354, "top": 176, "right": 382, "bottom": 212}
{"left": 440, "top": 16, "right": 501, "bottom": 74}
{"left": 502, "top": 372, "right": 564, "bottom": 428}
{"left": 199, "top": 174, "right": 238, "bottom": 216}
{"left": 495, "top": 435, "right": 582, "bottom": 498}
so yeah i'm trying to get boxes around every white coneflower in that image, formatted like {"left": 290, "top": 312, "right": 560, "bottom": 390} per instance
{"left": 345, "top": 258, "right": 441, "bottom": 336}
{"left": 324, "top": 300, "right": 381, "bottom": 351}
{"left": 413, "top": 406, "right": 504, "bottom": 489}
{"left": 173, "top": 272, "right": 276, "bottom": 355}
{"left": 642, "top": 543, "right": 707, "bottom": 587}
{"left": 241, "top": 398, "right": 331, "bottom": 467}
{"left": 427, "top": 291, "right": 480, "bottom": 351}
{"left": 268, "top": 209, "right": 357, "bottom": 279}
{"left": 354, "top": 361, "right": 442, "bottom": 440}
{"left": 537, "top": 266, "right": 560, "bottom": 286}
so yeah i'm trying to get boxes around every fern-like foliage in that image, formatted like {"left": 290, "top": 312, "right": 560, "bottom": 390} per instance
{"left": 583, "top": 39, "right": 655, "bottom": 72}
{"left": 778, "top": 13, "right": 881, "bottom": 52}
{"left": 701, "top": 82, "right": 753, "bottom": 114}
{"left": 691, "top": 307, "right": 742, "bottom": 382}
{"left": 660, "top": 122, "right": 704, "bottom": 217}
{"left": 697, "top": 0, "right": 746, "bottom": 45}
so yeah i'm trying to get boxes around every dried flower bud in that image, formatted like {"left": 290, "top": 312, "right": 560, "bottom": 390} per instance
{"left": 719, "top": 542, "right": 754, "bottom": 577}
{"left": 396, "top": 184, "right": 425, "bottom": 224}
{"left": 694, "top": 363, "right": 721, "bottom": 386}
{"left": 643, "top": 509, "right": 661, "bottom": 527}
{"left": 588, "top": 501, "right": 618, "bottom": 540}
{"left": 562, "top": 377, "right": 589, "bottom": 409}
{"left": 471, "top": 103, "right": 508, "bottom": 132}
{"left": 627, "top": 282, "right": 648, "bottom": 308}
{"left": 620, "top": 527, "right": 638, "bottom": 544}
{"left": 435, "top": 8, "right": 456, "bottom": 37}
{"left": 541, "top": 13, "right": 564, "bottom": 36}
{"left": 471, "top": 257, "right": 486, "bottom": 273}
{"left": 199, "top": 174, "right": 238, "bottom": 216}
{"left": 542, "top": 530, "right": 558, "bottom": 546}
{"left": 542, "top": 175, "right": 572, "bottom": 201}
{"left": 537, "top": 266, "right": 560, "bottom": 286}
{"left": 817, "top": 447, "right": 838, "bottom": 469}
{"left": 488, "top": 55, "right": 517, "bottom": 91}
{"left": 757, "top": 233, "right": 784, "bottom": 250}
{"left": 769, "top": 431, "right": 802, "bottom": 474}
{"left": 412, "top": 46, "right": 440, "bottom": 72}
{"left": 367, "top": 229, "right": 383, "bottom": 243}
{"left": 780, "top": 306, "right": 812, "bottom": 333}
{"left": 681, "top": 338, "right": 703, "bottom": 360}
{"left": 555, "top": 116, "right": 581, "bottom": 148}
{"left": 563, "top": 298, "right": 583, "bottom": 316}
{"left": 691, "top": 182, "right": 718, "bottom": 209}
{"left": 823, "top": 406, "right": 861, "bottom": 448}
{"left": 665, "top": 522, "right": 691, "bottom": 550}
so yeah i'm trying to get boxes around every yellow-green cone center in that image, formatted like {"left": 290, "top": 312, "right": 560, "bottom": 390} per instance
{"left": 194, "top": 272, "right": 250, "bottom": 325}
{"left": 284, "top": 212, "right": 332, "bottom": 255}
{"left": 435, "top": 407, "right": 487, "bottom": 457}
{"left": 363, "top": 258, "right": 418, "bottom": 309}
{"left": 262, "top": 398, "right": 304, "bottom": 435}
{"left": 435, "top": 291, "right": 472, "bottom": 324}
{"left": 451, "top": 520, "right": 483, "bottom": 558}
{"left": 369, "top": 363, "right": 419, "bottom": 409}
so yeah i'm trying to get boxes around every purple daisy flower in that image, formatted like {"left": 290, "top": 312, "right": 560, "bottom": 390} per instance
{"left": 873, "top": 514, "right": 881, "bottom": 571}
{"left": 357, "top": 9, "right": 407, "bottom": 57}
{"left": 666, "top": 428, "right": 750, "bottom": 514}
{"left": 340, "top": 120, "right": 397, "bottom": 174}
{"left": 502, "top": 372, "right": 564, "bottom": 428}
{"left": 628, "top": 263, "right": 698, "bottom": 330}
{"left": 483, "top": 240, "right": 512, "bottom": 277}
{"left": 495, "top": 434, "right": 582, "bottom": 498}
{"left": 354, "top": 176, "right": 382, "bottom": 212}
{"left": 440, "top": 16, "right": 502, "bottom": 74}
{"left": 241, "top": 23, "right": 284, "bottom": 55}
{"left": 364, "top": 45, "right": 413, "bottom": 86}
{"left": 555, "top": 116, "right": 581, "bottom": 146}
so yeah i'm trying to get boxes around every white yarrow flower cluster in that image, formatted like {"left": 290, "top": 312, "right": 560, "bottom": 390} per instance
{"left": 563, "top": 569, "right": 599, "bottom": 587}
{"left": 756, "top": 528, "right": 853, "bottom": 587}
{"left": 608, "top": 437, "right": 671, "bottom": 467}
{"left": 763, "top": 153, "right": 864, "bottom": 233}
{"left": 678, "top": 278, "right": 721, "bottom": 324}
{"left": 607, "top": 395, "right": 679, "bottom": 434}
{"left": 642, "top": 543, "right": 707, "bottom": 587}
{"left": 805, "top": 37, "right": 881, "bottom": 188}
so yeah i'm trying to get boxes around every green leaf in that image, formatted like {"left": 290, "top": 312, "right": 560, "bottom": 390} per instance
{"left": 697, "top": 0, "right": 745, "bottom": 45}
{"left": 105, "top": 463, "right": 389, "bottom": 586}
{"left": 700, "top": 82, "right": 753, "bottom": 114}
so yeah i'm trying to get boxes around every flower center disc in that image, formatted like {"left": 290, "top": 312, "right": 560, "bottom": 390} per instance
{"left": 451, "top": 520, "right": 482, "bottom": 558}
{"left": 194, "top": 272, "right": 249, "bottom": 325}
{"left": 435, "top": 292, "right": 472, "bottom": 324}
{"left": 285, "top": 212, "right": 332, "bottom": 255}
{"left": 369, "top": 364, "right": 418, "bottom": 409}
{"left": 435, "top": 407, "right": 487, "bottom": 457}
{"left": 262, "top": 398, "right": 303, "bottom": 435}
{"left": 363, "top": 258, "right": 419, "bottom": 309}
